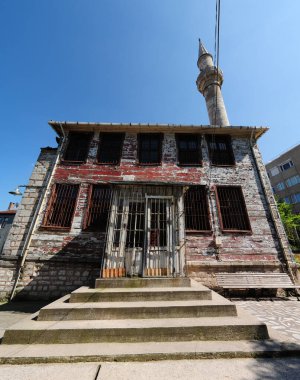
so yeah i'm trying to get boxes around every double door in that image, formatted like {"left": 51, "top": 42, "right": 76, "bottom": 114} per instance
{"left": 104, "top": 189, "right": 178, "bottom": 277}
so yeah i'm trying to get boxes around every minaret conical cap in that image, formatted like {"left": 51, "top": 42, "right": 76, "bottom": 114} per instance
{"left": 198, "top": 38, "right": 209, "bottom": 59}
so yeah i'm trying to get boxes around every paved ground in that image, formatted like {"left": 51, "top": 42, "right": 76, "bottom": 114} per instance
{"left": 0, "top": 301, "right": 48, "bottom": 340}
{"left": 0, "top": 358, "right": 299, "bottom": 379}
{"left": 235, "top": 298, "right": 300, "bottom": 343}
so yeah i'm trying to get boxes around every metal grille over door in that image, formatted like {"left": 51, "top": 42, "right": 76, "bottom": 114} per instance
{"left": 144, "top": 196, "right": 174, "bottom": 277}
{"left": 102, "top": 186, "right": 182, "bottom": 278}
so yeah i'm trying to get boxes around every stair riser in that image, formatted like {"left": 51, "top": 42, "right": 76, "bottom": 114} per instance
{"left": 38, "top": 305, "right": 237, "bottom": 321}
{"left": 3, "top": 325, "right": 269, "bottom": 344}
{"left": 69, "top": 291, "right": 212, "bottom": 303}
{"left": 95, "top": 278, "right": 191, "bottom": 288}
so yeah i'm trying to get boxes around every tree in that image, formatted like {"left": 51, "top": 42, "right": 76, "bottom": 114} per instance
{"left": 276, "top": 199, "right": 300, "bottom": 252}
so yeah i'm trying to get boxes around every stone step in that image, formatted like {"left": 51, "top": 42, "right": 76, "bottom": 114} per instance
{"left": 95, "top": 277, "right": 191, "bottom": 289}
{"left": 1, "top": 339, "right": 299, "bottom": 364}
{"left": 38, "top": 299, "right": 236, "bottom": 321}
{"left": 69, "top": 286, "right": 212, "bottom": 303}
{"left": 2, "top": 313, "right": 269, "bottom": 345}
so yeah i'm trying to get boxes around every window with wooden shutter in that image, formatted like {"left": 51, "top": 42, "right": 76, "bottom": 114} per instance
{"left": 176, "top": 134, "right": 202, "bottom": 166}
{"left": 63, "top": 132, "right": 92, "bottom": 163}
{"left": 84, "top": 185, "right": 112, "bottom": 231}
{"left": 138, "top": 133, "right": 162, "bottom": 165}
{"left": 184, "top": 186, "right": 210, "bottom": 232}
{"left": 97, "top": 133, "right": 124, "bottom": 164}
{"left": 207, "top": 135, "right": 235, "bottom": 166}
{"left": 43, "top": 184, "right": 79, "bottom": 229}
{"left": 216, "top": 186, "right": 251, "bottom": 232}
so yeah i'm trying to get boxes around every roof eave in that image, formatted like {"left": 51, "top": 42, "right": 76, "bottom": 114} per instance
{"left": 48, "top": 121, "right": 268, "bottom": 140}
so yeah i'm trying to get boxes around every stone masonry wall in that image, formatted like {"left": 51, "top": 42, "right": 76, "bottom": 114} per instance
{"left": 0, "top": 148, "right": 57, "bottom": 299}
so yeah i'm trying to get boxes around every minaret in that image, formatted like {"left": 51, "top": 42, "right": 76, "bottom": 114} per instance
{"left": 196, "top": 39, "right": 229, "bottom": 126}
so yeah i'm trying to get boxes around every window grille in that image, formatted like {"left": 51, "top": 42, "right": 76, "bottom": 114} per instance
{"left": 43, "top": 184, "right": 79, "bottom": 228}
{"left": 84, "top": 185, "right": 112, "bottom": 231}
{"left": 176, "top": 134, "right": 202, "bottom": 166}
{"left": 216, "top": 186, "right": 251, "bottom": 231}
{"left": 63, "top": 132, "right": 92, "bottom": 162}
{"left": 206, "top": 135, "right": 235, "bottom": 166}
{"left": 138, "top": 133, "right": 162, "bottom": 164}
{"left": 97, "top": 133, "right": 124, "bottom": 164}
{"left": 184, "top": 186, "right": 210, "bottom": 231}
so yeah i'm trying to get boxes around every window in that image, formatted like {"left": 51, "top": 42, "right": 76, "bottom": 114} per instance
{"left": 43, "top": 184, "right": 79, "bottom": 229}
{"left": 291, "top": 193, "right": 300, "bottom": 204}
{"left": 63, "top": 132, "right": 92, "bottom": 163}
{"left": 280, "top": 160, "right": 294, "bottom": 172}
{"left": 0, "top": 217, "right": 9, "bottom": 228}
{"left": 176, "top": 134, "right": 202, "bottom": 166}
{"left": 84, "top": 185, "right": 112, "bottom": 231}
{"left": 284, "top": 196, "right": 291, "bottom": 204}
{"left": 97, "top": 133, "right": 124, "bottom": 164}
{"left": 206, "top": 135, "right": 235, "bottom": 166}
{"left": 216, "top": 186, "right": 251, "bottom": 232}
{"left": 276, "top": 182, "right": 285, "bottom": 191}
{"left": 286, "top": 175, "right": 300, "bottom": 188}
{"left": 184, "top": 186, "right": 210, "bottom": 231}
{"left": 138, "top": 133, "right": 162, "bottom": 165}
{"left": 269, "top": 166, "right": 280, "bottom": 176}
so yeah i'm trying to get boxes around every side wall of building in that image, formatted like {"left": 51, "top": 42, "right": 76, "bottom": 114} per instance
{"left": 0, "top": 148, "right": 57, "bottom": 299}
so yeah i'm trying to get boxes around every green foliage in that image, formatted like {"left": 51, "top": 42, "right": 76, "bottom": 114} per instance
{"left": 276, "top": 198, "right": 300, "bottom": 251}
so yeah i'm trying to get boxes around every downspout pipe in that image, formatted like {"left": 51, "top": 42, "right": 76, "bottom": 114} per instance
{"left": 9, "top": 124, "right": 66, "bottom": 300}
{"left": 249, "top": 137, "right": 297, "bottom": 284}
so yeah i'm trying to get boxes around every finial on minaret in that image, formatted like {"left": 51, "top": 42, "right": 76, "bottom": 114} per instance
{"left": 196, "top": 39, "right": 229, "bottom": 126}
{"left": 198, "top": 38, "right": 209, "bottom": 59}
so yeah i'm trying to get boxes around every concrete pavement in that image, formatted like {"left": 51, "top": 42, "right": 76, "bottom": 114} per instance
{"left": 0, "top": 358, "right": 299, "bottom": 380}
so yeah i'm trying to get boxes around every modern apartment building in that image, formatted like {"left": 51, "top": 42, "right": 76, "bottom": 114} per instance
{"left": 266, "top": 144, "right": 300, "bottom": 214}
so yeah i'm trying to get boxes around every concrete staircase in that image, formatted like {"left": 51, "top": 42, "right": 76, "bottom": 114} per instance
{"left": 1, "top": 278, "right": 299, "bottom": 363}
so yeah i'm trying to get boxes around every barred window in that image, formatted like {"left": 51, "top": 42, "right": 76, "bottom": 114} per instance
{"left": 138, "top": 133, "right": 162, "bottom": 164}
{"left": 97, "top": 133, "right": 124, "bottom": 164}
{"left": 43, "top": 184, "right": 79, "bottom": 229}
{"left": 184, "top": 186, "right": 210, "bottom": 231}
{"left": 63, "top": 132, "right": 92, "bottom": 162}
{"left": 207, "top": 135, "right": 235, "bottom": 166}
{"left": 176, "top": 134, "right": 202, "bottom": 166}
{"left": 84, "top": 185, "right": 112, "bottom": 231}
{"left": 216, "top": 186, "right": 251, "bottom": 231}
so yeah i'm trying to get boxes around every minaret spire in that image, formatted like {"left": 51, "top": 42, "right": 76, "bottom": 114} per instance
{"left": 198, "top": 38, "right": 209, "bottom": 58}
{"left": 196, "top": 39, "right": 229, "bottom": 126}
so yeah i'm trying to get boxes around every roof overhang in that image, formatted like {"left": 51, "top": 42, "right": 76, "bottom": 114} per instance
{"left": 48, "top": 121, "right": 268, "bottom": 140}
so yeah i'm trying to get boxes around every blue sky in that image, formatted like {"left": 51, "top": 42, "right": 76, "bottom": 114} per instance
{"left": 1, "top": 0, "right": 300, "bottom": 210}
